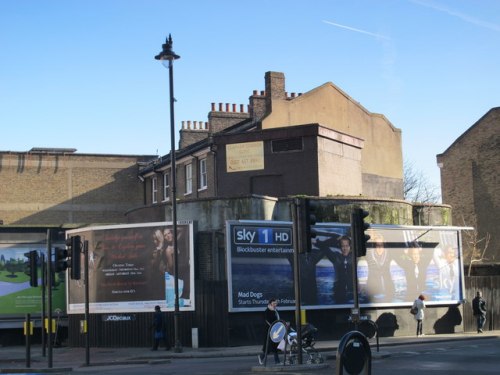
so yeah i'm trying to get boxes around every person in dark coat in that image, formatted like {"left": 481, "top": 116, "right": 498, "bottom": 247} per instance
{"left": 472, "top": 291, "right": 487, "bottom": 333}
{"left": 258, "top": 299, "right": 281, "bottom": 365}
{"left": 151, "top": 305, "right": 170, "bottom": 351}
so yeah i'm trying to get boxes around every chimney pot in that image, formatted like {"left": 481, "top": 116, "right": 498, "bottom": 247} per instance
{"left": 211, "top": 103, "right": 215, "bottom": 111}
{"left": 219, "top": 103, "right": 223, "bottom": 111}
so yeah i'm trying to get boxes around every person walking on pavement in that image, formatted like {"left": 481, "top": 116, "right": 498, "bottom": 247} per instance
{"left": 258, "top": 299, "right": 281, "bottom": 365}
{"left": 151, "top": 305, "right": 170, "bottom": 351}
{"left": 472, "top": 291, "right": 487, "bottom": 333}
{"left": 413, "top": 294, "right": 426, "bottom": 337}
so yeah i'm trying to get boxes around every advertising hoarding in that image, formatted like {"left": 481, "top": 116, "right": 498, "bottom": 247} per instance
{"left": 67, "top": 221, "right": 194, "bottom": 314}
{"left": 226, "top": 221, "right": 465, "bottom": 312}
{"left": 0, "top": 244, "right": 65, "bottom": 315}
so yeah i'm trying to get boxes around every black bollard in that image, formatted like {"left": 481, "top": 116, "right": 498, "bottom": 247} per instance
{"left": 336, "top": 330, "right": 372, "bottom": 375}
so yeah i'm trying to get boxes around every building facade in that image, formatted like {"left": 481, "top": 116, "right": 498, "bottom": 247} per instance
{"left": 1, "top": 72, "right": 468, "bottom": 348}
{"left": 138, "top": 71, "right": 403, "bottom": 205}
{"left": 437, "top": 107, "right": 500, "bottom": 266}
{"left": 0, "top": 148, "right": 155, "bottom": 226}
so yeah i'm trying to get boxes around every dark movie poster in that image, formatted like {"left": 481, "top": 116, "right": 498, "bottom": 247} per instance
{"left": 226, "top": 221, "right": 464, "bottom": 312}
{"left": 67, "top": 222, "right": 194, "bottom": 314}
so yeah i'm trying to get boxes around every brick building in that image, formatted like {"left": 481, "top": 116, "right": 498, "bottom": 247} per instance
{"left": 437, "top": 107, "right": 500, "bottom": 266}
{"left": 0, "top": 148, "right": 155, "bottom": 226}
{"left": 137, "top": 71, "right": 403, "bottom": 210}
{"left": 0, "top": 72, "right": 461, "bottom": 347}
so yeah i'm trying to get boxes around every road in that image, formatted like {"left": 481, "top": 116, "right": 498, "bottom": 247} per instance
{"left": 17, "top": 336, "right": 500, "bottom": 375}
{"left": 369, "top": 337, "right": 499, "bottom": 374}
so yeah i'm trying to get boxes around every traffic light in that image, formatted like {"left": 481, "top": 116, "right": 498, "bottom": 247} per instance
{"left": 24, "top": 250, "right": 38, "bottom": 287}
{"left": 297, "top": 198, "right": 318, "bottom": 253}
{"left": 351, "top": 208, "right": 371, "bottom": 257}
{"left": 66, "top": 235, "right": 81, "bottom": 280}
{"left": 54, "top": 247, "right": 69, "bottom": 273}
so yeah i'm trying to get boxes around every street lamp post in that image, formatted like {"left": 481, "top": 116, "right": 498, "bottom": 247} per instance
{"left": 155, "top": 34, "right": 182, "bottom": 353}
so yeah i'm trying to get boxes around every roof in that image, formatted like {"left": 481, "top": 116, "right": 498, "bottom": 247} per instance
{"left": 437, "top": 107, "right": 500, "bottom": 157}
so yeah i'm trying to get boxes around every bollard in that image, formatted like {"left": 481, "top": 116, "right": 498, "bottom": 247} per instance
{"left": 191, "top": 327, "right": 199, "bottom": 349}
{"left": 25, "top": 313, "right": 33, "bottom": 368}
{"left": 336, "top": 330, "right": 371, "bottom": 375}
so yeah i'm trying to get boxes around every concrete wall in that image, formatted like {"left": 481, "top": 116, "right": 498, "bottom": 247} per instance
{"left": 260, "top": 79, "right": 403, "bottom": 199}
{"left": 127, "top": 195, "right": 451, "bottom": 230}
{"left": 213, "top": 124, "right": 365, "bottom": 198}
{"left": 318, "top": 133, "right": 363, "bottom": 196}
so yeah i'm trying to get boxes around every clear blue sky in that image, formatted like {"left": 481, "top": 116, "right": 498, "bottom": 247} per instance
{"left": 1, "top": 0, "right": 499, "bottom": 195}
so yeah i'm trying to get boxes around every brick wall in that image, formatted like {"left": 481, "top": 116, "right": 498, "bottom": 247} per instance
{"left": 0, "top": 151, "right": 154, "bottom": 225}
{"left": 437, "top": 108, "right": 500, "bottom": 264}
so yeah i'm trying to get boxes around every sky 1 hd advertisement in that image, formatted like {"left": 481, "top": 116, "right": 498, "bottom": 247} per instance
{"left": 226, "top": 221, "right": 465, "bottom": 312}
{"left": 66, "top": 221, "right": 194, "bottom": 314}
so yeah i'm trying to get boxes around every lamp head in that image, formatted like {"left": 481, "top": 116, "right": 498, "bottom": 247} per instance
{"left": 155, "top": 34, "right": 180, "bottom": 63}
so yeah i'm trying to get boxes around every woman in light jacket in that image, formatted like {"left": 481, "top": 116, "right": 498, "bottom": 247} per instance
{"left": 413, "top": 294, "right": 426, "bottom": 336}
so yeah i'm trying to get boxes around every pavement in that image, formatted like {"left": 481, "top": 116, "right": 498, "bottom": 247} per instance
{"left": 1, "top": 330, "right": 499, "bottom": 373}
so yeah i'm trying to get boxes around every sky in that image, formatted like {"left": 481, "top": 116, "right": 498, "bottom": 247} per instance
{"left": 1, "top": 0, "right": 499, "bottom": 197}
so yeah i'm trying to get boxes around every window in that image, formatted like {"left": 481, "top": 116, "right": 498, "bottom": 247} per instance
{"left": 185, "top": 163, "right": 192, "bottom": 194}
{"left": 272, "top": 137, "right": 303, "bottom": 152}
{"left": 199, "top": 158, "right": 207, "bottom": 190}
{"left": 152, "top": 176, "right": 158, "bottom": 204}
{"left": 163, "top": 172, "right": 170, "bottom": 201}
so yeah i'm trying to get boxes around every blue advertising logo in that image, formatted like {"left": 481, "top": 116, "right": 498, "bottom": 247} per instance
{"left": 234, "top": 226, "right": 291, "bottom": 245}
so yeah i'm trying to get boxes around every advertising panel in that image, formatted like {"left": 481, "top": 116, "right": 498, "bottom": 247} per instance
{"left": 0, "top": 244, "right": 65, "bottom": 315}
{"left": 67, "top": 221, "right": 194, "bottom": 314}
{"left": 226, "top": 221, "right": 465, "bottom": 312}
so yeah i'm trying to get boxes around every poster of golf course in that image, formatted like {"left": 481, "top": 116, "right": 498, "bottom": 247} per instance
{"left": 0, "top": 244, "right": 65, "bottom": 315}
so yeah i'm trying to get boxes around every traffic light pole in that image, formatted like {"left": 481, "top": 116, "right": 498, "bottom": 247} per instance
{"left": 46, "top": 229, "right": 53, "bottom": 368}
{"left": 350, "top": 208, "right": 370, "bottom": 330}
{"left": 292, "top": 198, "right": 303, "bottom": 365}
{"left": 41, "top": 253, "right": 46, "bottom": 357}
{"left": 351, "top": 211, "right": 362, "bottom": 330}
{"left": 84, "top": 240, "right": 90, "bottom": 366}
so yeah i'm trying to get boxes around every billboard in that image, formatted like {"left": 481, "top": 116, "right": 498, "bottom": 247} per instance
{"left": 0, "top": 244, "right": 66, "bottom": 315}
{"left": 226, "top": 221, "right": 465, "bottom": 312}
{"left": 67, "top": 221, "right": 194, "bottom": 314}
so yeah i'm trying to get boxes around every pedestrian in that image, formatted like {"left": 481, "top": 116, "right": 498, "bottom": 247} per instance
{"left": 258, "top": 299, "right": 281, "bottom": 365}
{"left": 472, "top": 291, "right": 487, "bottom": 333}
{"left": 412, "top": 294, "right": 426, "bottom": 337}
{"left": 151, "top": 305, "right": 170, "bottom": 351}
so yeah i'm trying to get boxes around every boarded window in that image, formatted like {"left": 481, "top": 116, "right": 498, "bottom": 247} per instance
{"left": 271, "top": 137, "right": 303, "bottom": 153}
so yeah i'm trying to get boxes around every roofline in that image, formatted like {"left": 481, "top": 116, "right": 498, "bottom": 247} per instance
{"left": 436, "top": 107, "right": 500, "bottom": 157}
